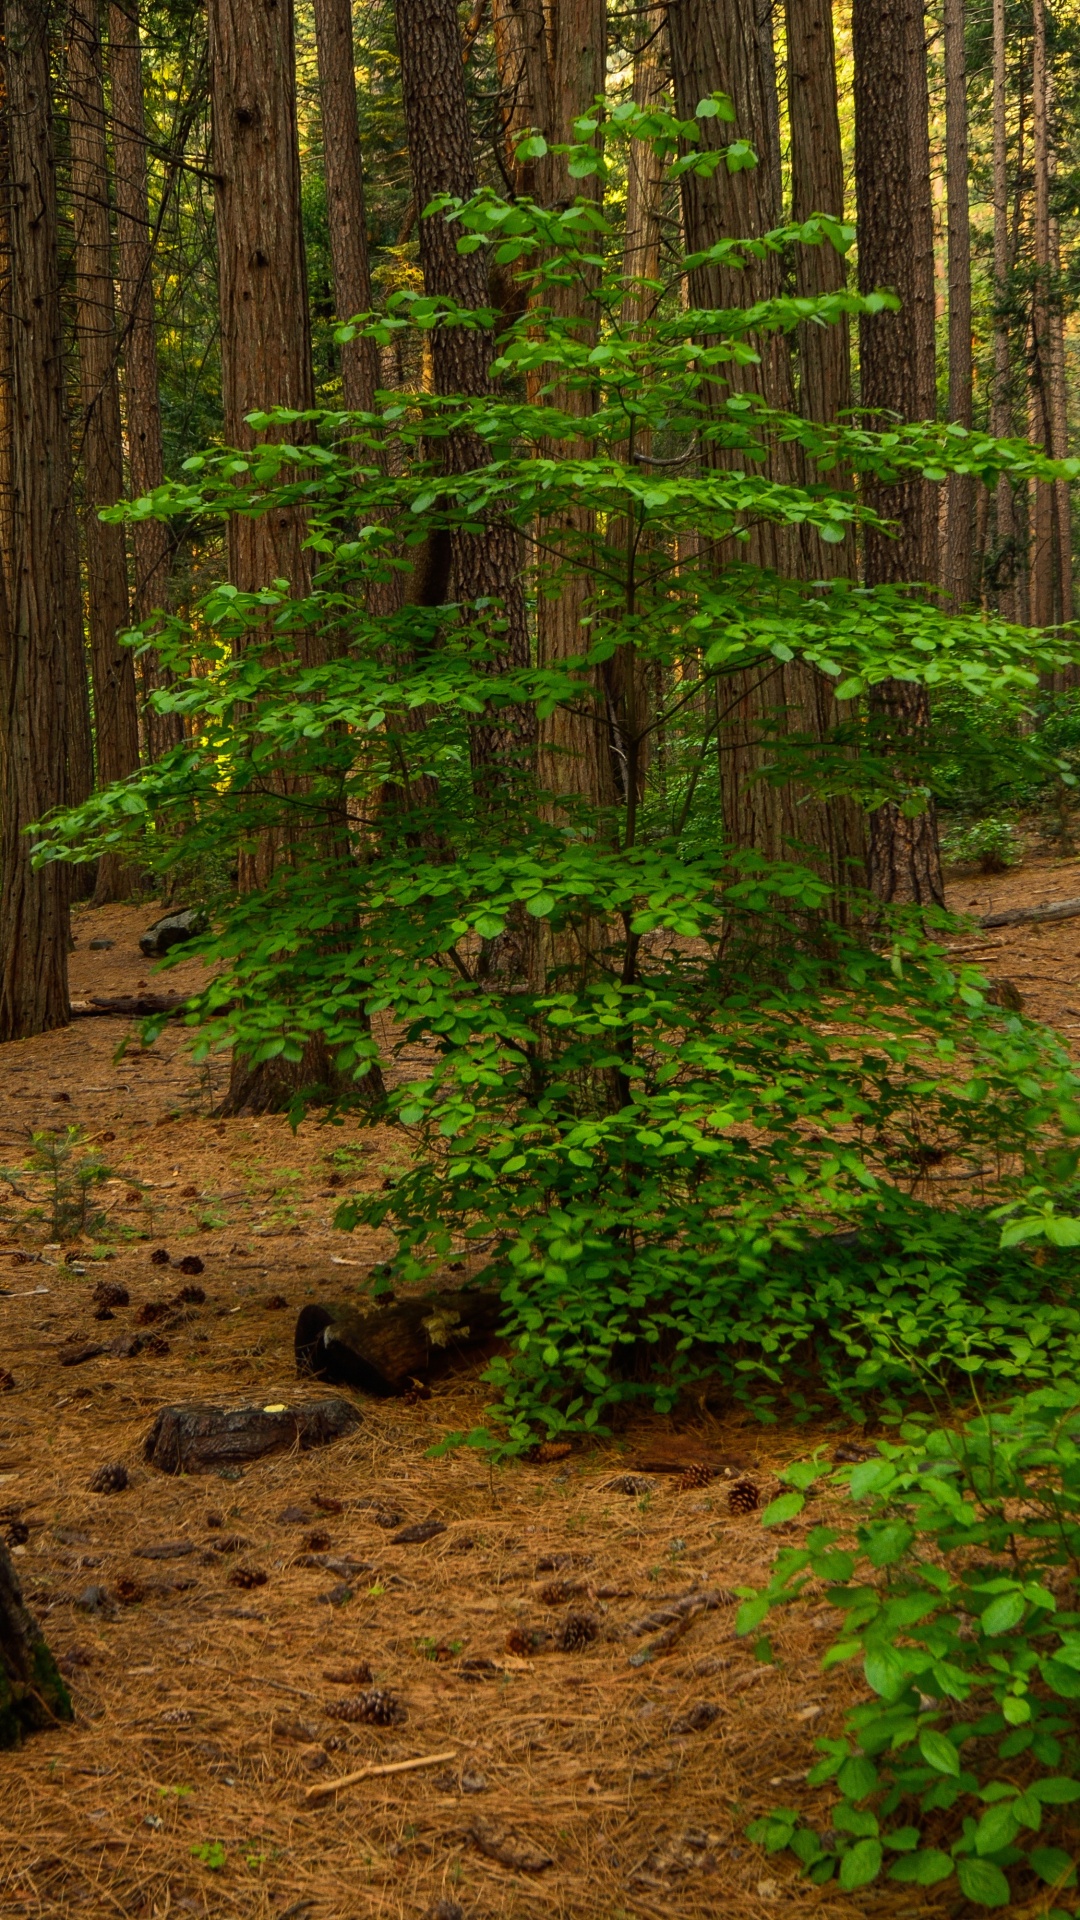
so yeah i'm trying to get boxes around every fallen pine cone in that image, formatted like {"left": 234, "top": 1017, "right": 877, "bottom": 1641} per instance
{"left": 174, "top": 1283, "right": 206, "bottom": 1305}
{"left": 136, "top": 1300, "right": 170, "bottom": 1326}
{"left": 556, "top": 1612, "right": 598, "bottom": 1653}
{"left": 5, "top": 1520, "right": 29, "bottom": 1546}
{"left": 143, "top": 1335, "right": 170, "bottom": 1357}
{"left": 322, "top": 1662, "right": 373, "bottom": 1686}
{"left": 302, "top": 1528, "right": 332, "bottom": 1553}
{"left": 526, "top": 1439, "right": 572, "bottom": 1465}
{"left": 92, "top": 1281, "right": 129, "bottom": 1310}
{"left": 728, "top": 1479, "right": 760, "bottom": 1515}
{"left": 602, "top": 1474, "right": 654, "bottom": 1496}
{"left": 537, "top": 1580, "right": 585, "bottom": 1607}
{"left": 390, "top": 1519, "right": 446, "bottom": 1545}
{"left": 88, "top": 1462, "right": 129, "bottom": 1494}
{"left": 208, "top": 1533, "right": 249, "bottom": 1554}
{"left": 265, "top": 1294, "right": 289, "bottom": 1310}
{"left": 205, "top": 1511, "right": 224, "bottom": 1529}
{"left": 115, "top": 1576, "right": 145, "bottom": 1605}
{"left": 93, "top": 1306, "right": 115, "bottom": 1321}
{"left": 470, "top": 1816, "right": 553, "bottom": 1873}
{"left": 677, "top": 1462, "right": 714, "bottom": 1492}
{"left": 149, "top": 1248, "right": 171, "bottom": 1267}
{"left": 325, "top": 1688, "right": 406, "bottom": 1726}
{"left": 0, "top": 1370, "right": 17, "bottom": 1393}
{"left": 312, "top": 1493, "right": 343, "bottom": 1514}
{"left": 177, "top": 1256, "right": 205, "bottom": 1277}
{"left": 671, "top": 1701, "right": 722, "bottom": 1733}
{"left": 228, "top": 1565, "right": 268, "bottom": 1589}
{"left": 505, "top": 1626, "right": 552, "bottom": 1657}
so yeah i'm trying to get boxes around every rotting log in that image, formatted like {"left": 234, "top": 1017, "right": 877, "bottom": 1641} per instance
{"left": 0, "top": 1539, "right": 73, "bottom": 1747}
{"left": 68, "top": 993, "right": 191, "bottom": 1019}
{"left": 977, "top": 895, "right": 1080, "bottom": 930}
{"left": 143, "top": 1397, "right": 362, "bottom": 1474}
{"left": 295, "top": 1292, "right": 504, "bottom": 1396}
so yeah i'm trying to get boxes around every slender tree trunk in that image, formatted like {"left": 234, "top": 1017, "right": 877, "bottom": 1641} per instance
{"left": 990, "top": 0, "right": 1018, "bottom": 619}
{"left": 1049, "top": 213, "right": 1073, "bottom": 631}
{"left": 395, "top": 0, "right": 532, "bottom": 788}
{"left": 852, "top": 0, "right": 944, "bottom": 906}
{"left": 108, "top": 0, "right": 182, "bottom": 760}
{"left": 943, "top": 0, "right": 973, "bottom": 606}
{"left": 1029, "top": 0, "right": 1052, "bottom": 628}
{"left": 68, "top": 0, "right": 141, "bottom": 903}
{"left": 0, "top": 0, "right": 84, "bottom": 1037}
{"left": 492, "top": 0, "right": 555, "bottom": 199}
{"left": 312, "top": 0, "right": 378, "bottom": 416}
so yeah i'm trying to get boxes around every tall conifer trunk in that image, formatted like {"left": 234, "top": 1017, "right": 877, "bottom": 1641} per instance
{"left": 68, "top": 0, "right": 141, "bottom": 902}
{"left": 852, "top": 0, "right": 944, "bottom": 907}
{"left": 943, "top": 0, "right": 974, "bottom": 607}
{"left": 990, "top": 0, "right": 1019, "bottom": 619}
{"left": 1029, "top": 0, "right": 1053, "bottom": 628}
{"left": 312, "top": 0, "right": 377, "bottom": 416}
{"left": 108, "top": 0, "right": 182, "bottom": 759}
{"left": 0, "top": 0, "right": 85, "bottom": 1036}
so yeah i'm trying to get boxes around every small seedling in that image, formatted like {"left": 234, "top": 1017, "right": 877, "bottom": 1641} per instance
{"left": 190, "top": 1840, "right": 227, "bottom": 1870}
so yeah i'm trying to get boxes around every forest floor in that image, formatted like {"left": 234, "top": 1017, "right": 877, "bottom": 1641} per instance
{"left": 2, "top": 852, "right": 1080, "bottom": 1920}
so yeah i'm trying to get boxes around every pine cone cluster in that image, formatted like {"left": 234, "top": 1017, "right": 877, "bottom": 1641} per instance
{"left": 228, "top": 1565, "right": 268, "bottom": 1589}
{"left": 325, "top": 1688, "right": 405, "bottom": 1726}
{"left": 677, "top": 1462, "right": 714, "bottom": 1492}
{"left": 728, "top": 1478, "right": 760, "bottom": 1515}
{"left": 557, "top": 1612, "right": 598, "bottom": 1653}
{"left": 88, "top": 1461, "right": 129, "bottom": 1494}
{"left": 322, "top": 1662, "right": 373, "bottom": 1687}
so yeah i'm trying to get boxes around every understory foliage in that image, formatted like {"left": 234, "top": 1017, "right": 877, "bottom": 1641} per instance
{"left": 741, "top": 1391, "right": 1080, "bottom": 1910}
{"left": 38, "top": 104, "right": 1080, "bottom": 1442}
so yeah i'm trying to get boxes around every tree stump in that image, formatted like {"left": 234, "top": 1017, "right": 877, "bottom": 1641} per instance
{"left": 143, "top": 1396, "right": 362, "bottom": 1474}
{"left": 1, "top": 1539, "right": 73, "bottom": 1747}
{"left": 294, "top": 1291, "right": 504, "bottom": 1395}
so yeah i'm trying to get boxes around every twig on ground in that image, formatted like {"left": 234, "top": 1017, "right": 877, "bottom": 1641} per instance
{"left": 305, "top": 1750, "right": 457, "bottom": 1801}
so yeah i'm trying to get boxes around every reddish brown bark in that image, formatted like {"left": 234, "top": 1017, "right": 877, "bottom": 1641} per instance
{"left": 312, "top": 0, "right": 378, "bottom": 416}
{"left": 0, "top": 0, "right": 85, "bottom": 1037}
{"left": 943, "top": 0, "right": 974, "bottom": 607}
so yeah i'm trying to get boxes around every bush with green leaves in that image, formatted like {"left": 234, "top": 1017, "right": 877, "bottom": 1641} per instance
{"left": 35, "top": 102, "right": 1080, "bottom": 1441}
{"left": 1, "top": 1129, "right": 113, "bottom": 1243}
{"left": 940, "top": 813, "right": 1022, "bottom": 874}
{"left": 740, "top": 1390, "right": 1080, "bottom": 1909}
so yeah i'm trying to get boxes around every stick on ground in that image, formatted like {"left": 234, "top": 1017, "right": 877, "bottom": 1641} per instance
{"left": 305, "top": 1749, "right": 457, "bottom": 1801}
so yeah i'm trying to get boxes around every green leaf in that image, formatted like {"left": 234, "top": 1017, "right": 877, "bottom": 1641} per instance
{"left": 838, "top": 1757, "right": 879, "bottom": 1800}
{"left": 761, "top": 1491, "right": 805, "bottom": 1527}
{"left": 1032, "top": 1778, "right": 1080, "bottom": 1804}
{"left": 524, "top": 892, "right": 556, "bottom": 918}
{"left": 974, "top": 1802, "right": 1021, "bottom": 1854}
{"left": 888, "top": 1849, "right": 954, "bottom": 1886}
{"left": 839, "top": 1838, "right": 882, "bottom": 1890}
{"left": 514, "top": 133, "right": 548, "bottom": 159}
{"left": 983, "top": 1590, "right": 1026, "bottom": 1635}
{"left": 919, "top": 1729, "right": 960, "bottom": 1776}
{"left": 955, "top": 1857, "right": 1011, "bottom": 1907}
{"left": 1029, "top": 1848, "right": 1077, "bottom": 1887}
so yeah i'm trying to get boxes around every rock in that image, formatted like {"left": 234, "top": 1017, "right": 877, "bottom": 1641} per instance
{"left": 143, "top": 1397, "right": 362, "bottom": 1475}
{"left": 138, "top": 908, "right": 208, "bottom": 958}
{"left": 88, "top": 938, "right": 115, "bottom": 950}
{"left": 74, "top": 1585, "right": 110, "bottom": 1613}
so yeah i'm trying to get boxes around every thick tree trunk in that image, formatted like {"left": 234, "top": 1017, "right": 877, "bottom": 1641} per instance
{"left": 0, "top": 1539, "right": 72, "bottom": 1748}
{"left": 491, "top": 0, "right": 555, "bottom": 199}
{"left": 943, "top": 0, "right": 974, "bottom": 607}
{"left": 395, "top": 0, "right": 532, "bottom": 788}
{"left": 786, "top": 0, "right": 851, "bottom": 435}
{"left": 0, "top": 0, "right": 85, "bottom": 1039}
{"left": 108, "top": 0, "right": 183, "bottom": 761}
{"left": 852, "top": 0, "right": 944, "bottom": 907}
{"left": 989, "top": 0, "right": 1019, "bottom": 620}
{"left": 312, "top": 0, "right": 378, "bottom": 416}
{"left": 68, "top": 0, "right": 141, "bottom": 904}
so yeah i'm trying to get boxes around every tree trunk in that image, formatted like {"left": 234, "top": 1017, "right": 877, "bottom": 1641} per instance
{"left": 0, "top": 0, "right": 85, "bottom": 1040}
{"left": 989, "top": 0, "right": 1019, "bottom": 619}
{"left": 1029, "top": 0, "right": 1052, "bottom": 629}
{"left": 0, "top": 1539, "right": 72, "bottom": 1748}
{"left": 68, "top": 0, "right": 141, "bottom": 904}
{"left": 395, "top": 0, "right": 532, "bottom": 789}
{"left": 492, "top": 0, "right": 555, "bottom": 199}
{"left": 852, "top": 0, "right": 944, "bottom": 907}
{"left": 108, "top": 0, "right": 183, "bottom": 761}
{"left": 943, "top": 0, "right": 974, "bottom": 607}
{"left": 210, "top": 0, "right": 340, "bottom": 1113}
{"left": 1048, "top": 214, "right": 1074, "bottom": 633}
{"left": 312, "top": 0, "right": 378, "bottom": 416}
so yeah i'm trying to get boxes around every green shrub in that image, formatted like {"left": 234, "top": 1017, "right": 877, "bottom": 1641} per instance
{"left": 739, "top": 1391, "right": 1080, "bottom": 1908}
{"left": 941, "top": 814, "right": 1022, "bottom": 874}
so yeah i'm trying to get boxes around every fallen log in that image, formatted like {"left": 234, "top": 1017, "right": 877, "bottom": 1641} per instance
{"left": 1, "top": 1538, "right": 73, "bottom": 1747}
{"left": 977, "top": 894, "right": 1080, "bottom": 930}
{"left": 68, "top": 993, "right": 191, "bottom": 1019}
{"left": 143, "top": 1397, "right": 362, "bottom": 1474}
{"left": 294, "top": 1291, "right": 504, "bottom": 1396}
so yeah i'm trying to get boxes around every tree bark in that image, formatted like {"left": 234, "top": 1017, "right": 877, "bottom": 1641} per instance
{"left": 852, "top": 0, "right": 944, "bottom": 906}
{"left": 1029, "top": 0, "right": 1052, "bottom": 629}
{"left": 0, "top": 0, "right": 85, "bottom": 1039}
{"left": 68, "top": 0, "right": 141, "bottom": 904}
{"left": 108, "top": 0, "right": 183, "bottom": 761}
{"left": 395, "top": 0, "right": 532, "bottom": 788}
{"left": 1048, "top": 214, "right": 1073, "bottom": 633}
{"left": 943, "top": 0, "right": 974, "bottom": 607}
{"left": 312, "top": 0, "right": 378, "bottom": 416}
{"left": 989, "top": 0, "right": 1019, "bottom": 619}
{"left": 0, "top": 1538, "right": 72, "bottom": 1748}
{"left": 492, "top": 0, "right": 555, "bottom": 199}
